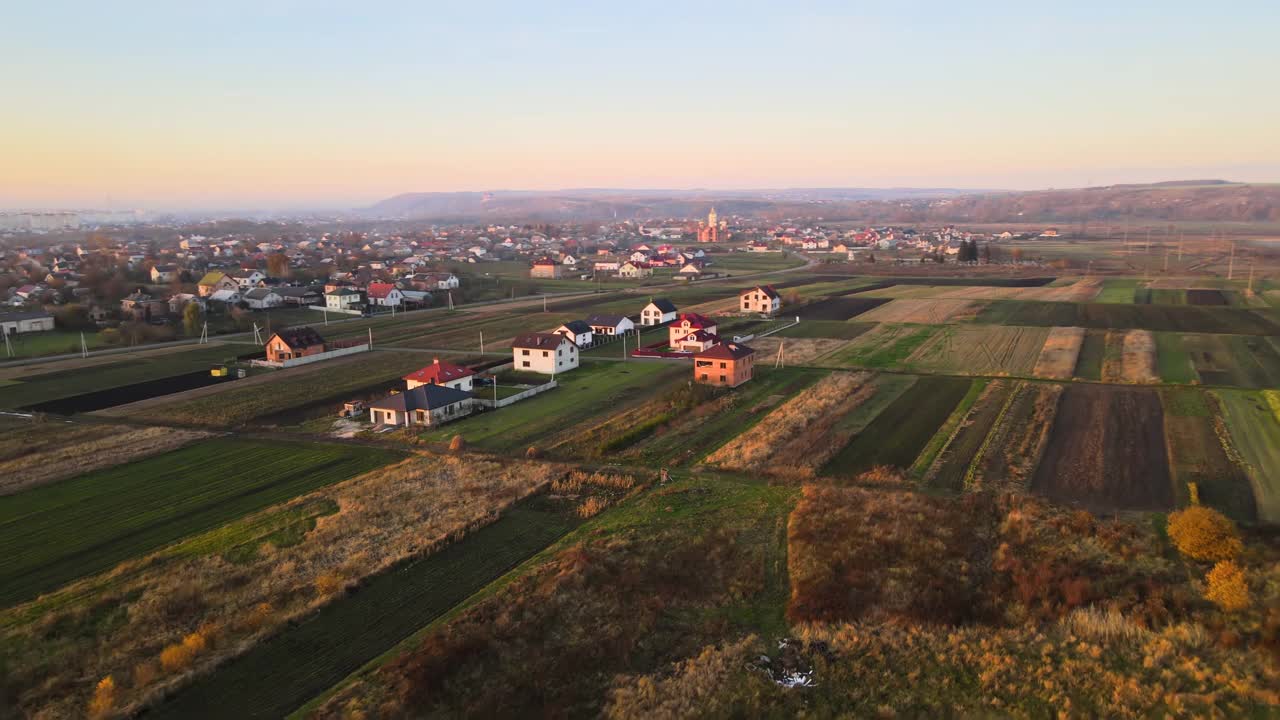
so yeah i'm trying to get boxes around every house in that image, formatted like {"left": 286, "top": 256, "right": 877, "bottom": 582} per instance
{"left": 368, "top": 384, "right": 474, "bottom": 427}
{"left": 208, "top": 288, "right": 242, "bottom": 306}
{"left": 0, "top": 311, "right": 55, "bottom": 335}
{"left": 675, "top": 328, "right": 720, "bottom": 353}
{"left": 511, "top": 332, "right": 579, "bottom": 374}
{"left": 366, "top": 283, "right": 404, "bottom": 307}
{"left": 430, "top": 273, "right": 460, "bottom": 290}
{"left": 276, "top": 286, "right": 320, "bottom": 306}
{"left": 740, "top": 285, "right": 781, "bottom": 315}
{"left": 265, "top": 326, "right": 326, "bottom": 363}
{"left": 585, "top": 314, "right": 635, "bottom": 337}
{"left": 618, "top": 261, "right": 653, "bottom": 278}
{"left": 325, "top": 288, "right": 363, "bottom": 312}
{"left": 694, "top": 342, "right": 755, "bottom": 388}
{"left": 121, "top": 291, "right": 167, "bottom": 321}
{"left": 677, "top": 260, "right": 706, "bottom": 279}
{"left": 150, "top": 264, "right": 179, "bottom": 283}
{"left": 530, "top": 257, "right": 563, "bottom": 279}
{"left": 197, "top": 271, "right": 239, "bottom": 297}
{"left": 242, "top": 287, "right": 283, "bottom": 310}
{"left": 669, "top": 312, "right": 717, "bottom": 346}
{"left": 167, "top": 293, "right": 205, "bottom": 314}
{"left": 640, "top": 298, "right": 678, "bottom": 326}
{"left": 593, "top": 260, "right": 621, "bottom": 273}
{"left": 237, "top": 271, "right": 266, "bottom": 289}
{"left": 554, "top": 319, "right": 594, "bottom": 348}
{"left": 403, "top": 357, "right": 475, "bottom": 392}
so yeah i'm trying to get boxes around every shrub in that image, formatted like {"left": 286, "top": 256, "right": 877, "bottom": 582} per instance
{"left": 1205, "top": 560, "right": 1250, "bottom": 612}
{"left": 577, "top": 497, "right": 609, "bottom": 519}
{"left": 315, "top": 571, "right": 347, "bottom": 596}
{"left": 160, "top": 642, "right": 195, "bottom": 673}
{"left": 1167, "top": 506, "right": 1242, "bottom": 562}
{"left": 525, "top": 446, "right": 540, "bottom": 459}
{"left": 87, "top": 676, "right": 116, "bottom": 718}
{"left": 449, "top": 435, "right": 466, "bottom": 452}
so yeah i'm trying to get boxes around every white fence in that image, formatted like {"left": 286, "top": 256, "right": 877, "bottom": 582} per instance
{"left": 251, "top": 343, "right": 369, "bottom": 369}
{"left": 475, "top": 380, "right": 557, "bottom": 409}
{"left": 308, "top": 304, "right": 364, "bottom": 316}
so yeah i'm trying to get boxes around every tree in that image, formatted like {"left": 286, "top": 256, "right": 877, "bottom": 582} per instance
{"left": 1011, "top": 247, "right": 1024, "bottom": 264}
{"left": 1167, "top": 506, "right": 1242, "bottom": 562}
{"left": 87, "top": 676, "right": 116, "bottom": 718}
{"left": 183, "top": 301, "right": 203, "bottom": 336}
{"left": 266, "top": 253, "right": 289, "bottom": 277}
{"left": 1205, "top": 560, "right": 1250, "bottom": 611}
{"left": 981, "top": 242, "right": 992, "bottom": 264}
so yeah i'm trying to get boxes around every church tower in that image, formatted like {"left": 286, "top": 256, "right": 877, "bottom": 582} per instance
{"left": 708, "top": 207, "right": 717, "bottom": 228}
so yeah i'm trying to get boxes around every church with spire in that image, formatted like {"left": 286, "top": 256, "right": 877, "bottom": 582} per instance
{"left": 696, "top": 207, "right": 727, "bottom": 243}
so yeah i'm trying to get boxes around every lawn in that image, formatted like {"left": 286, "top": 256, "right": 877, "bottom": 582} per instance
{"left": 1154, "top": 333, "right": 1199, "bottom": 384}
{"left": 0, "top": 438, "right": 402, "bottom": 607}
{"left": 419, "top": 361, "right": 686, "bottom": 452}
{"left": 1095, "top": 278, "right": 1141, "bottom": 303}
{"left": 0, "top": 329, "right": 109, "bottom": 359}
{"left": 821, "top": 324, "right": 940, "bottom": 369}
{"left": 1214, "top": 390, "right": 1280, "bottom": 524}
{"left": 149, "top": 497, "right": 580, "bottom": 720}
{"left": 819, "top": 375, "right": 972, "bottom": 477}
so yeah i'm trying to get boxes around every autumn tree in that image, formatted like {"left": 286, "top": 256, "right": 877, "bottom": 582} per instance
{"left": 182, "top": 301, "right": 203, "bottom": 336}
{"left": 87, "top": 676, "right": 116, "bottom": 718}
{"left": 1167, "top": 506, "right": 1242, "bottom": 562}
{"left": 266, "top": 253, "right": 290, "bottom": 277}
{"left": 1205, "top": 560, "right": 1250, "bottom": 611}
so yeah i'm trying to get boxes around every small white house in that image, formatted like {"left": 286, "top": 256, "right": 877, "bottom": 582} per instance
{"left": 511, "top": 332, "right": 578, "bottom": 374}
{"left": 640, "top": 298, "right": 677, "bottom": 326}
{"left": 618, "top": 261, "right": 653, "bottom": 279}
{"left": 585, "top": 314, "right": 635, "bottom": 336}
{"left": 325, "top": 288, "right": 363, "bottom": 312}
{"left": 237, "top": 271, "right": 266, "bottom": 288}
{"left": 366, "top": 283, "right": 404, "bottom": 307}
{"left": 150, "top": 264, "right": 179, "bottom": 283}
{"left": 242, "top": 288, "right": 283, "bottom": 310}
{"left": 0, "top": 311, "right": 55, "bottom": 335}
{"left": 368, "top": 384, "right": 474, "bottom": 427}
{"left": 554, "top": 320, "right": 594, "bottom": 348}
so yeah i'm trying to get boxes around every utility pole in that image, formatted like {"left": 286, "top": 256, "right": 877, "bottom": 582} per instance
{"left": 80, "top": 332, "right": 88, "bottom": 358}
{"left": 1163, "top": 249, "right": 1169, "bottom": 273}
{"left": 480, "top": 330, "right": 485, "bottom": 354}
{"left": 622, "top": 331, "right": 627, "bottom": 361}
{"left": 2, "top": 331, "right": 11, "bottom": 358}
{"left": 368, "top": 327, "right": 373, "bottom": 350}
{"left": 200, "top": 321, "right": 209, "bottom": 343}
{"left": 1248, "top": 258, "right": 1256, "bottom": 293}
{"left": 1178, "top": 231, "right": 1184, "bottom": 261}
{"left": 1228, "top": 240, "right": 1236, "bottom": 280}
{"left": 543, "top": 295, "right": 547, "bottom": 313}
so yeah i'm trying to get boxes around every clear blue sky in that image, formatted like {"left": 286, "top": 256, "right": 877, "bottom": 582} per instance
{"left": 3, "top": 1, "right": 1279, "bottom": 209}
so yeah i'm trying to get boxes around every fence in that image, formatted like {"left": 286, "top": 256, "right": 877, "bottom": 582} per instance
{"left": 250, "top": 343, "right": 370, "bottom": 369}
{"left": 475, "top": 379, "right": 557, "bottom": 409}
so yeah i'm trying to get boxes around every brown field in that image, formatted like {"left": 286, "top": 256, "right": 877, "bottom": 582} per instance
{"left": 746, "top": 336, "right": 850, "bottom": 365}
{"left": 907, "top": 325, "right": 1049, "bottom": 376}
{"left": 704, "top": 372, "right": 871, "bottom": 475}
{"left": 2, "top": 454, "right": 564, "bottom": 718}
{"left": 1032, "top": 327, "right": 1085, "bottom": 379}
{"left": 1020, "top": 277, "right": 1103, "bottom": 302}
{"left": 1031, "top": 386, "right": 1173, "bottom": 511}
{"left": 1120, "top": 330, "right": 1159, "bottom": 383}
{"left": 0, "top": 424, "right": 211, "bottom": 495}
{"left": 855, "top": 298, "right": 981, "bottom": 324}
{"left": 966, "top": 383, "right": 1062, "bottom": 493}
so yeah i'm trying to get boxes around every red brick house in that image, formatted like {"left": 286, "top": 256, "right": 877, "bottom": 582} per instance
{"left": 265, "top": 326, "right": 326, "bottom": 363}
{"left": 530, "top": 257, "right": 563, "bottom": 279}
{"left": 694, "top": 341, "right": 754, "bottom": 387}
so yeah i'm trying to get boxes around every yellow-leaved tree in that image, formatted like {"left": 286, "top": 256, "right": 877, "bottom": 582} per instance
{"left": 1167, "top": 506, "right": 1242, "bottom": 562}
{"left": 1205, "top": 560, "right": 1250, "bottom": 611}
{"left": 87, "top": 676, "right": 116, "bottom": 718}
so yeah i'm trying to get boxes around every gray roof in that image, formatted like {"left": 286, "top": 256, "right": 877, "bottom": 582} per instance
{"left": 0, "top": 311, "right": 54, "bottom": 321}
{"left": 647, "top": 298, "right": 677, "bottom": 313}
{"left": 586, "top": 314, "right": 628, "bottom": 327}
{"left": 559, "top": 319, "right": 593, "bottom": 334}
{"left": 369, "top": 384, "right": 472, "bottom": 412}
{"left": 243, "top": 288, "right": 279, "bottom": 300}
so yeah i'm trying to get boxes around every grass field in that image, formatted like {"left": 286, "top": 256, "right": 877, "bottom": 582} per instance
{"left": 1154, "top": 332, "right": 1199, "bottom": 383}
{"left": 1094, "top": 279, "right": 1141, "bottom": 303}
{"left": 977, "top": 300, "right": 1280, "bottom": 335}
{"left": 1182, "top": 334, "right": 1280, "bottom": 388}
{"left": 1214, "top": 390, "right": 1280, "bottom": 524}
{"left": 821, "top": 323, "right": 940, "bottom": 369}
{"left": 819, "top": 375, "right": 971, "bottom": 477}
{"left": 0, "top": 438, "right": 401, "bottom": 607}
{"left": 770, "top": 320, "right": 876, "bottom": 339}
{"left": 1159, "top": 388, "right": 1256, "bottom": 522}
{"left": 419, "top": 362, "right": 686, "bottom": 451}
{"left": 1072, "top": 329, "right": 1106, "bottom": 380}
{"left": 150, "top": 497, "right": 579, "bottom": 720}
{"left": 906, "top": 325, "right": 1049, "bottom": 376}
{"left": 711, "top": 252, "right": 806, "bottom": 273}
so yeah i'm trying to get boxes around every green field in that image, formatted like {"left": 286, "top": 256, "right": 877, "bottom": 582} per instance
{"left": 822, "top": 324, "right": 940, "bottom": 369}
{"left": 711, "top": 252, "right": 806, "bottom": 273}
{"left": 150, "top": 497, "right": 579, "bottom": 720}
{"left": 1214, "top": 391, "right": 1280, "bottom": 524}
{"left": 1094, "top": 279, "right": 1140, "bottom": 304}
{"left": 0, "top": 439, "right": 402, "bottom": 606}
{"left": 1182, "top": 334, "right": 1280, "bottom": 388}
{"left": 1154, "top": 333, "right": 1198, "bottom": 384}
{"left": 1072, "top": 330, "right": 1106, "bottom": 380}
{"left": 976, "top": 300, "right": 1280, "bottom": 335}
{"left": 820, "top": 375, "right": 972, "bottom": 477}
{"left": 1160, "top": 388, "right": 1256, "bottom": 522}
{"left": 0, "top": 329, "right": 109, "bottom": 358}
{"left": 420, "top": 361, "right": 686, "bottom": 451}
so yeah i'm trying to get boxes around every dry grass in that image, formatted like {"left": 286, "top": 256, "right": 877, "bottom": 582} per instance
{"left": 1022, "top": 277, "right": 1103, "bottom": 302}
{"left": 0, "top": 453, "right": 562, "bottom": 718}
{"left": 1033, "top": 327, "right": 1085, "bottom": 379}
{"left": 704, "top": 372, "right": 870, "bottom": 474}
{"left": 967, "top": 383, "right": 1062, "bottom": 493}
{"left": 907, "top": 325, "right": 1049, "bottom": 375}
{"left": 856, "top": 299, "right": 980, "bottom": 324}
{"left": 0, "top": 425, "right": 211, "bottom": 495}
{"left": 746, "top": 336, "right": 849, "bottom": 364}
{"left": 1103, "top": 330, "right": 1158, "bottom": 383}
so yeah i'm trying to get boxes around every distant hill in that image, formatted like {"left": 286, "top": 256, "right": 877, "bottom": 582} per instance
{"left": 361, "top": 182, "right": 1280, "bottom": 224}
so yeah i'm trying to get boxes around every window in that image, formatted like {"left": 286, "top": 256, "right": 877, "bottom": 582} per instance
{"left": 720, "top": 362, "right": 726, "bottom": 369}
{"left": 542, "top": 350, "right": 549, "bottom": 357}
{"left": 522, "top": 349, "right": 530, "bottom": 356}
{"left": 719, "top": 375, "right": 727, "bottom": 383}
{"left": 558, "top": 349, "right": 563, "bottom": 356}
{"left": 522, "top": 360, "right": 530, "bottom": 367}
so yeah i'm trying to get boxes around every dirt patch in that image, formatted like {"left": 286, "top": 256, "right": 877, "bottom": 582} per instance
{"left": 0, "top": 425, "right": 211, "bottom": 495}
{"left": 1120, "top": 330, "right": 1159, "bottom": 383}
{"left": 1033, "top": 327, "right": 1085, "bottom": 379}
{"left": 795, "top": 297, "right": 889, "bottom": 320}
{"left": 748, "top": 336, "right": 850, "bottom": 365}
{"left": 1186, "top": 289, "right": 1228, "bottom": 306}
{"left": 1031, "top": 385, "right": 1173, "bottom": 511}
{"left": 856, "top": 299, "right": 980, "bottom": 324}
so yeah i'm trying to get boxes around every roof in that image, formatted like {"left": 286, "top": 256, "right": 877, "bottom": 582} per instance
{"left": 0, "top": 311, "right": 54, "bottom": 322}
{"left": 366, "top": 282, "right": 397, "bottom": 299}
{"left": 646, "top": 298, "right": 677, "bottom": 313}
{"left": 745, "top": 285, "right": 780, "bottom": 300}
{"left": 243, "top": 288, "right": 279, "bottom": 300}
{"left": 403, "top": 358, "right": 474, "bottom": 385}
{"left": 326, "top": 287, "right": 360, "bottom": 296}
{"left": 369, "top": 384, "right": 472, "bottom": 413}
{"left": 586, "top": 314, "right": 629, "bottom": 327}
{"left": 681, "top": 329, "right": 720, "bottom": 344}
{"left": 675, "top": 312, "right": 715, "bottom": 328}
{"left": 271, "top": 326, "right": 325, "bottom": 349}
{"left": 557, "top": 319, "right": 593, "bottom": 334}
{"left": 197, "top": 271, "right": 226, "bottom": 285}
{"left": 531, "top": 256, "right": 558, "bottom": 266}
{"left": 697, "top": 341, "right": 754, "bottom": 361}
{"left": 512, "top": 332, "right": 572, "bottom": 350}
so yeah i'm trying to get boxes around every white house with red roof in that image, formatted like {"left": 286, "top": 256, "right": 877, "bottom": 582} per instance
{"left": 404, "top": 357, "right": 475, "bottom": 392}
{"left": 668, "top": 312, "right": 717, "bottom": 347}
{"left": 366, "top": 282, "right": 404, "bottom": 307}
{"left": 674, "top": 328, "right": 720, "bottom": 353}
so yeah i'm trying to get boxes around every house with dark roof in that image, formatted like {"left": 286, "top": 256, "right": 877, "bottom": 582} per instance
{"left": 641, "top": 298, "right": 677, "bottom": 326}
{"left": 740, "top": 285, "right": 781, "bottom": 315}
{"left": 0, "top": 310, "right": 55, "bottom": 336}
{"left": 585, "top": 314, "right": 635, "bottom": 337}
{"left": 368, "top": 384, "right": 474, "bottom": 427}
{"left": 554, "top": 319, "right": 594, "bottom": 347}
{"left": 265, "top": 326, "right": 326, "bottom": 363}
{"left": 404, "top": 357, "right": 475, "bottom": 392}
{"left": 512, "top": 332, "right": 578, "bottom": 374}
{"left": 694, "top": 341, "right": 755, "bottom": 387}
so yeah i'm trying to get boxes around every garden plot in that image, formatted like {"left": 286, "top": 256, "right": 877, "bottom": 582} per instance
{"left": 794, "top": 296, "right": 889, "bottom": 320}
{"left": 1214, "top": 390, "right": 1280, "bottom": 523}
{"left": 1031, "top": 386, "right": 1173, "bottom": 511}
{"left": 1159, "top": 388, "right": 1255, "bottom": 522}
{"left": 1100, "top": 330, "right": 1158, "bottom": 384}
{"left": 1182, "top": 334, "right": 1280, "bottom": 388}
{"left": 906, "top": 325, "right": 1049, "bottom": 376}
{"left": 1032, "top": 327, "right": 1085, "bottom": 379}
{"left": 747, "top": 336, "right": 853, "bottom": 365}
{"left": 964, "top": 382, "right": 1061, "bottom": 493}
{"left": 820, "top": 323, "right": 940, "bottom": 369}
{"left": 1072, "top": 329, "right": 1106, "bottom": 380}
{"left": 856, "top": 299, "right": 982, "bottom": 324}
{"left": 919, "top": 380, "right": 1015, "bottom": 491}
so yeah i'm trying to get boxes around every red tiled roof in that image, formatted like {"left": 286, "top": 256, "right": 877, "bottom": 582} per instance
{"left": 403, "top": 357, "right": 474, "bottom": 385}
{"left": 697, "top": 341, "right": 754, "bottom": 360}
{"left": 366, "top": 282, "right": 396, "bottom": 299}
{"left": 675, "top": 312, "right": 715, "bottom": 329}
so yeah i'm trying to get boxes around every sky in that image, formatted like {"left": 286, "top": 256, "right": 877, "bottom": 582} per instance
{"left": 3, "top": 1, "right": 1280, "bottom": 210}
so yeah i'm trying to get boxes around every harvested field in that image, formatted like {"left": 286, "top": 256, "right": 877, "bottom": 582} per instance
{"left": 819, "top": 376, "right": 971, "bottom": 478}
{"left": 0, "top": 424, "right": 210, "bottom": 496}
{"left": 1031, "top": 386, "right": 1173, "bottom": 511}
{"left": 1032, "top": 327, "right": 1085, "bottom": 379}
{"left": 906, "top": 325, "right": 1049, "bottom": 376}
{"left": 1183, "top": 334, "right": 1280, "bottom": 388}
{"left": 1, "top": 454, "right": 567, "bottom": 719}
{"left": 1159, "top": 388, "right": 1255, "bottom": 522}
{"left": 1214, "top": 390, "right": 1280, "bottom": 524}
{"left": 921, "top": 380, "right": 1015, "bottom": 491}
{"left": 705, "top": 372, "right": 872, "bottom": 477}
{"left": 1022, "top": 278, "right": 1102, "bottom": 303}
{"left": 747, "top": 336, "right": 851, "bottom": 365}
{"left": 1101, "top": 330, "right": 1158, "bottom": 384}
{"left": 794, "top": 296, "right": 889, "bottom": 320}
{"left": 857, "top": 298, "right": 981, "bottom": 324}
{"left": 1186, "top": 289, "right": 1229, "bottom": 306}
{"left": 966, "top": 383, "right": 1061, "bottom": 493}
{"left": 820, "top": 323, "right": 940, "bottom": 369}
